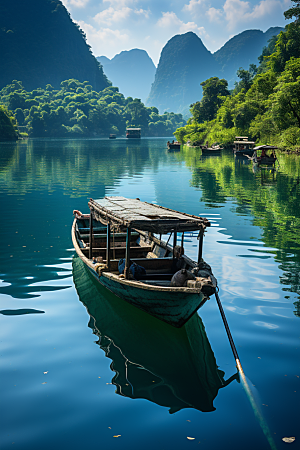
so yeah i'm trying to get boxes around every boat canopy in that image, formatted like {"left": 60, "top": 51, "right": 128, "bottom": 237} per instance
{"left": 88, "top": 196, "right": 210, "bottom": 234}
{"left": 253, "top": 145, "right": 278, "bottom": 150}
{"left": 234, "top": 140, "right": 255, "bottom": 145}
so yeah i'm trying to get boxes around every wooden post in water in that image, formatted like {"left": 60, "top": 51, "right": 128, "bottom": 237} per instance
{"left": 197, "top": 228, "right": 204, "bottom": 265}
{"left": 124, "top": 227, "right": 131, "bottom": 279}
{"left": 89, "top": 212, "right": 93, "bottom": 260}
{"left": 106, "top": 222, "right": 111, "bottom": 270}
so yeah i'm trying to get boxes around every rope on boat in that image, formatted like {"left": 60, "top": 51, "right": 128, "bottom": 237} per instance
{"left": 95, "top": 263, "right": 108, "bottom": 276}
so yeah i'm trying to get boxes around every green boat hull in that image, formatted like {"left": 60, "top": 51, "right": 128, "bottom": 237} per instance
{"left": 87, "top": 265, "right": 207, "bottom": 328}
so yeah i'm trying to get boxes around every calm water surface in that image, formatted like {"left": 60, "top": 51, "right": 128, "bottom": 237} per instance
{"left": 0, "top": 138, "right": 299, "bottom": 450}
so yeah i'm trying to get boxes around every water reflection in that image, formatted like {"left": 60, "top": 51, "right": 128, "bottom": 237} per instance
{"left": 0, "top": 308, "right": 45, "bottom": 315}
{"left": 72, "top": 256, "right": 237, "bottom": 413}
{"left": 179, "top": 148, "right": 300, "bottom": 308}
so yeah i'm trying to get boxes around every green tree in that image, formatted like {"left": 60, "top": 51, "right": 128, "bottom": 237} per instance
{"left": 0, "top": 105, "right": 18, "bottom": 141}
{"left": 269, "top": 57, "right": 300, "bottom": 128}
{"left": 284, "top": 0, "right": 300, "bottom": 22}
{"left": 190, "top": 77, "right": 230, "bottom": 123}
{"left": 234, "top": 64, "right": 258, "bottom": 93}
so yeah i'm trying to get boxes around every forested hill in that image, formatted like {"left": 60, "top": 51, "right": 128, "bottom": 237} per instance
{"left": 214, "top": 27, "right": 284, "bottom": 88}
{"left": 146, "top": 32, "right": 219, "bottom": 115}
{"left": 0, "top": 0, "right": 110, "bottom": 92}
{"left": 174, "top": 4, "right": 300, "bottom": 150}
{"left": 146, "top": 28, "right": 283, "bottom": 115}
{"left": 97, "top": 50, "right": 156, "bottom": 103}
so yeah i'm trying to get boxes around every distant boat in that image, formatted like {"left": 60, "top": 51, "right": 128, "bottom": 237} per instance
{"left": 72, "top": 197, "right": 217, "bottom": 328}
{"left": 252, "top": 145, "right": 278, "bottom": 167}
{"left": 126, "top": 128, "right": 141, "bottom": 138}
{"left": 72, "top": 255, "right": 237, "bottom": 413}
{"left": 167, "top": 141, "right": 181, "bottom": 150}
{"left": 109, "top": 134, "right": 116, "bottom": 139}
{"left": 201, "top": 144, "right": 222, "bottom": 154}
{"left": 233, "top": 136, "right": 255, "bottom": 156}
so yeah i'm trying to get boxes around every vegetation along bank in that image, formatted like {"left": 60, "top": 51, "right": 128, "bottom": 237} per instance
{"left": 174, "top": 1, "right": 300, "bottom": 151}
{"left": 0, "top": 80, "right": 186, "bottom": 140}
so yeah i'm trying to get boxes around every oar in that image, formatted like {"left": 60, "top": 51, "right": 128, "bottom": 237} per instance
{"left": 215, "top": 288, "right": 277, "bottom": 450}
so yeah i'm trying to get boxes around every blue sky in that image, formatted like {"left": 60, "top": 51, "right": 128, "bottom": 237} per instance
{"left": 61, "top": 0, "right": 292, "bottom": 65}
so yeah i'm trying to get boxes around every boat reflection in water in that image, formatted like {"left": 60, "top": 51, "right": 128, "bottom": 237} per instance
{"left": 72, "top": 256, "right": 237, "bottom": 413}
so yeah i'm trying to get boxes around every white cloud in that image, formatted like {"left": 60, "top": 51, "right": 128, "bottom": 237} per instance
{"left": 62, "top": 0, "right": 89, "bottom": 7}
{"left": 157, "top": 11, "right": 204, "bottom": 35}
{"left": 94, "top": 6, "right": 150, "bottom": 26}
{"left": 76, "top": 20, "right": 130, "bottom": 57}
{"left": 179, "top": 21, "right": 199, "bottom": 33}
{"left": 206, "top": 7, "right": 223, "bottom": 22}
{"left": 223, "top": 0, "right": 250, "bottom": 29}
{"left": 135, "top": 8, "right": 150, "bottom": 19}
{"left": 183, "top": 0, "right": 204, "bottom": 12}
{"left": 223, "top": 0, "right": 285, "bottom": 29}
{"left": 94, "top": 7, "right": 132, "bottom": 25}
{"left": 250, "top": 0, "right": 283, "bottom": 18}
{"left": 103, "top": 0, "right": 138, "bottom": 6}
{"left": 202, "top": 0, "right": 287, "bottom": 30}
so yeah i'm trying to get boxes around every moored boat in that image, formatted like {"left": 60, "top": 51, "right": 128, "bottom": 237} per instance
{"left": 72, "top": 255, "right": 237, "bottom": 413}
{"left": 109, "top": 134, "right": 116, "bottom": 139}
{"left": 72, "top": 197, "right": 217, "bottom": 328}
{"left": 167, "top": 141, "right": 181, "bottom": 150}
{"left": 126, "top": 128, "right": 141, "bottom": 138}
{"left": 201, "top": 144, "right": 222, "bottom": 154}
{"left": 252, "top": 145, "right": 278, "bottom": 166}
{"left": 233, "top": 136, "right": 256, "bottom": 156}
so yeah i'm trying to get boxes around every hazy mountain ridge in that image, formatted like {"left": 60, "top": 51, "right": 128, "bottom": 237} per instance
{"left": 146, "top": 32, "right": 220, "bottom": 114}
{"left": 146, "top": 28, "right": 284, "bottom": 114}
{"left": 97, "top": 49, "right": 156, "bottom": 103}
{"left": 0, "top": 0, "right": 109, "bottom": 91}
{"left": 214, "top": 27, "right": 284, "bottom": 87}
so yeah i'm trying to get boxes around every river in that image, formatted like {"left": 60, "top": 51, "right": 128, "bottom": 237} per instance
{"left": 0, "top": 137, "right": 299, "bottom": 450}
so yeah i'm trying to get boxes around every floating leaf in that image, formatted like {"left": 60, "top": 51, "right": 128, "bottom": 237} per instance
{"left": 42, "top": 382, "right": 47, "bottom": 384}
{"left": 113, "top": 435, "right": 121, "bottom": 438}
{"left": 187, "top": 437, "right": 195, "bottom": 440}
{"left": 44, "top": 371, "right": 48, "bottom": 374}
{"left": 282, "top": 437, "right": 295, "bottom": 443}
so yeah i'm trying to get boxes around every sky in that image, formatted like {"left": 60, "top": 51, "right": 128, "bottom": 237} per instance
{"left": 61, "top": 0, "right": 292, "bottom": 65}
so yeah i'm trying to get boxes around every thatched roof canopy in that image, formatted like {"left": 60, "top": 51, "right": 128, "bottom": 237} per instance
{"left": 88, "top": 197, "right": 210, "bottom": 234}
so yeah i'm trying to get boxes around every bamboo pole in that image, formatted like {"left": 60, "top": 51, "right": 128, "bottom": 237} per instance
{"left": 215, "top": 289, "right": 277, "bottom": 450}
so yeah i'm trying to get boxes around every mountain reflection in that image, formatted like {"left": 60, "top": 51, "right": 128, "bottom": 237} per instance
{"left": 72, "top": 256, "right": 237, "bottom": 413}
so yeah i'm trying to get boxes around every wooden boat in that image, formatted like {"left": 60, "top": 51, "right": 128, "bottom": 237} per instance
{"left": 72, "top": 255, "right": 237, "bottom": 413}
{"left": 252, "top": 145, "right": 278, "bottom": 166}
{"left": 233, "top": 136, "right": 256, "bottom": 156}
{"left": 126, "top": 127, "right": 141, "bottom": 138}
{"left": 167, "top": 141, "right": 181, "bottom": 150}
{"left": 72, "top": 197, "right": 216, "bottom": 328}
{"left": 109, "top": 134, "right": 116, "bottom": 139}
{"left": 201, "top": 144, "right": 222, "bottom": 154}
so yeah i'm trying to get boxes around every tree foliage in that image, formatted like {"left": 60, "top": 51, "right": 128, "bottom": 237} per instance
{"left": 0, "top": 105, "right": 18, "bottom": 141}
{"left": 174, "top": 6, "right": 300, "bottom": 149}
{"left": 190, "top": 77, "right": 230, "bottom": 123}
{"left": 0, "top": 79, "right": 185, "bottom": 137}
